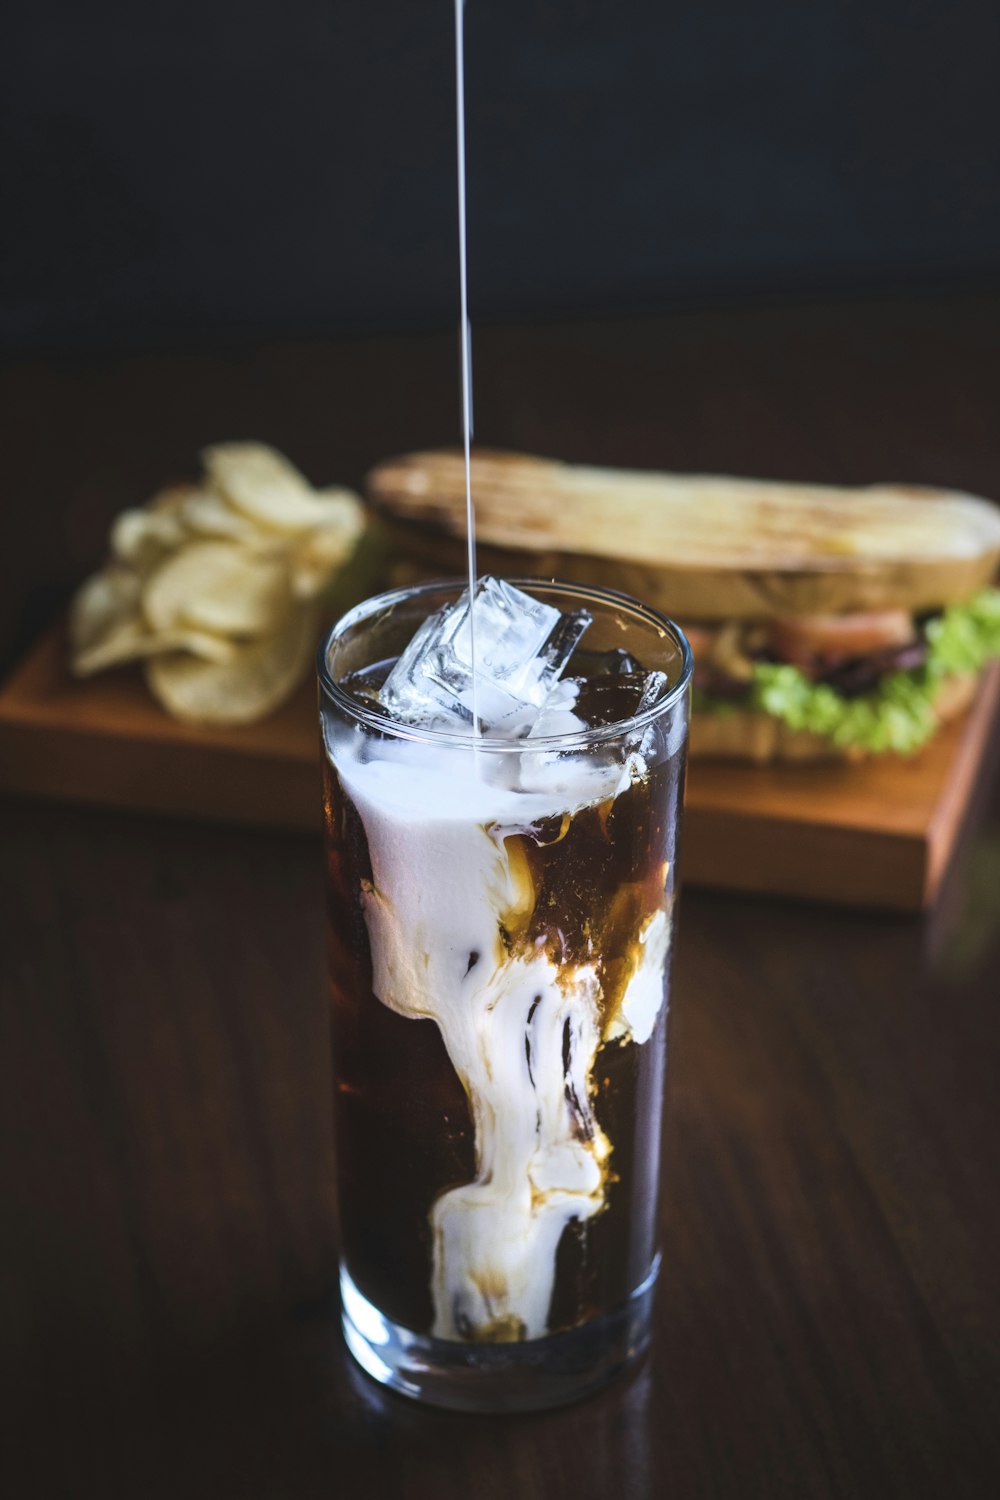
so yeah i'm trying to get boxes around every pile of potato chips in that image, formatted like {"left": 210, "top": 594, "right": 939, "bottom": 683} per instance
{"left": 70, "top": 443, "right": 364, "bottom": 724}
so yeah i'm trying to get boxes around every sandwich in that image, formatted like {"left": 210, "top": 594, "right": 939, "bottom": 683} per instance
{"left": 365, "top": 450, "right": 1000, "bottom": 761}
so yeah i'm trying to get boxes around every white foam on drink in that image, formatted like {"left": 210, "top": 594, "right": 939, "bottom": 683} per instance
{"left": 329, "top": 722, "right": 670, "bottom": 1341}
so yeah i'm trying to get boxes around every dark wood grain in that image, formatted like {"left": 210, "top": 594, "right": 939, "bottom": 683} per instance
{"left": 2, "top": 295, "right": 1000, "bottom": 1498}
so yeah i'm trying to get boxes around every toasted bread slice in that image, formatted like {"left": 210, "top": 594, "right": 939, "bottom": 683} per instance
{"left": 367, "top": 450, "right": 1000, "bottom": 620}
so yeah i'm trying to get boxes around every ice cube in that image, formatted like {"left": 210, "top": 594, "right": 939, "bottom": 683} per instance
{"left": 380, "top": 576, "right": 591, "bottom": 733}
{"left": 524, "top": 677, "right": 587, "bottom": 739}
{"left": 589, "top": 647, "right": 644, "bottom": 677}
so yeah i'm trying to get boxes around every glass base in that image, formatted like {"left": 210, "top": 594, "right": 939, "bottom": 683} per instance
{"left": 339, "top": 1256, "right": 660, "bottom": 1413}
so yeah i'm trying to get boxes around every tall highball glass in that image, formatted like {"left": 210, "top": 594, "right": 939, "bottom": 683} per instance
{"left": 318, "top": 579, "right": 691, "bottom": 1411}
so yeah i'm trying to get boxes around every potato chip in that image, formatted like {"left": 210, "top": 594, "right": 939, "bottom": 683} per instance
{"left": 111, "top": 497, "right": 191, "bottom": 573}
{"left": 73, "top": 618, "right": 237, "bottom": 676}
{"left": 69, "top": 567, "right": 144, "bottom": 657}
{"left": 315, "top": 484, "right": 365, "bottom": 514}
{"left": 290, "top": 505, "right": 365, "bottom": 599}
{"left": 180, "top": 488, "right": 265, "bottom": 543}
{"left": 146, "top": 605, "right": 317, "bottom": 724}
{"left": 142, "top": 540, "right": 293, "bottom": 638}
{"left": 204, "top": 442, "right": 355, "bottom": 533}
{"left": 69, "top": 442, "right": 367, "bottom": 725}
{"left": 315, "top": 487, "right": 366, "bottom": 535}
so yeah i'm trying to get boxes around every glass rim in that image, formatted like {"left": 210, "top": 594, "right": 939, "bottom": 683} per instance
{"left": 317, "top": 576, "right": 693, "bottom": 753}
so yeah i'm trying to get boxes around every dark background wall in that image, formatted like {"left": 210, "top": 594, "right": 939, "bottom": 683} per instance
{"left": 3, "top": 0, "right": 1000, "bottom": 353}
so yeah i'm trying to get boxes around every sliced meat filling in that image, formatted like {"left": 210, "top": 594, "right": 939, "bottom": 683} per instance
{"left": 688, "top": 610, "right": 929, "bottom": 703}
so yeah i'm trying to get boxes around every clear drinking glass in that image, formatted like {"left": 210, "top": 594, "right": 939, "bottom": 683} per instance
{"left": 317, "top": 579, "right": 691, "bottom": 1412}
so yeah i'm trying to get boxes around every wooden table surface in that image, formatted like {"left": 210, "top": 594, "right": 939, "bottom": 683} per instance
{"left": 3, "top": 294, "right": 1000, "bottom": 1498}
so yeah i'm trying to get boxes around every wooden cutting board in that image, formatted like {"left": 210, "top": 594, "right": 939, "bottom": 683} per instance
{"left": 1, "top": 620, "right": 997, "bottom": 911}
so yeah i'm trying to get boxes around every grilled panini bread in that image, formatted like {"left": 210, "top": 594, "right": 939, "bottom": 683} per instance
{"left": 367, "top": 450, "right": 1000, "bottom": 761}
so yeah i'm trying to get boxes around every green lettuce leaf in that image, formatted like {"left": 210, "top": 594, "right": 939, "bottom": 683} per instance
{"left": 923, "top": 586, "right": 1000, "bottom": 678}
{"left": 705, "top": 588, "right": 1000, "bottom": 755}
{"left": 750, "top": 662, "right": 939, "bottom": 754}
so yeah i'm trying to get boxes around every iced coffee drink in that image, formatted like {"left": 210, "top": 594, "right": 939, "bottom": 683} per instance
{"left": 318, "top": 577, "right": 691, "bottom": 1411}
